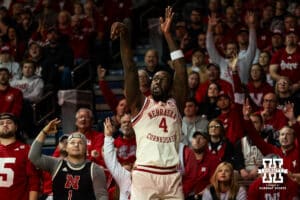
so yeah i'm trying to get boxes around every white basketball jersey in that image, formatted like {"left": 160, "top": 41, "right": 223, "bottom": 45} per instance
{"left": 132, "top": 97, "right": 182, "bottom": 167}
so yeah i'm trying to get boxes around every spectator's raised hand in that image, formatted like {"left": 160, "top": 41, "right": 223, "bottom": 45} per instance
{"left": 110, "top": 22, "right": 127, "bottom": 40}
{"left": 283, "top": 102, "right": 296, "bottom": 124}
{"left": 245, "top": 11, "right": 256, "bottom": 27}
{"left": 159, "top": 6, "right": 174, "bottom": 35}
{"left": 103, "top": 117, "right": 113, "bottom": 137}
{"left": 208, "top": 14, "right": 219, "bottom": 31}
{"left": 243, "top": 98, "right": 252, "bottom": 119}
{"left": 43, "top": 118, "right": 61, "bottom": 135}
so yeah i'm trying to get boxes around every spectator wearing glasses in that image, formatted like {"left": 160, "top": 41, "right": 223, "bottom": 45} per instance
{"left": 259, "top": 92, "right": 288, "bottom": 144}
{"left": 275, "top": 77, "right": 300, "bottom": 117}
{"left": 207, "top": 119, "right": 237, "bottom": 173}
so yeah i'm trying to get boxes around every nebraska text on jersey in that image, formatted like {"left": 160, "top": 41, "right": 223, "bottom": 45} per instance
{"left": 148, "top": 108, "right": 177, "bottom": 119}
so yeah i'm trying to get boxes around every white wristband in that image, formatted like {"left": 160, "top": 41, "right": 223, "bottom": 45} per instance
{"left": 170, "top": 50, "right": 184, "bottom": 61}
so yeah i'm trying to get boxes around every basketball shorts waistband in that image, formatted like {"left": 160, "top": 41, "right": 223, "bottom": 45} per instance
{"left": 133, "top": 165, "right": 178, "bottom": 175}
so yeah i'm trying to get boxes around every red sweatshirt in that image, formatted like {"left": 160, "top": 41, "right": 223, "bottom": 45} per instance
{"left": 114, "top": 136, "right": 136, "bottom": 164}
{"left": 0, "top": 86, "right": 23, "bottom": 117}
{"left": 0, "top": 141, "right": 40, "bottom": 200}
{"left": 195, "top": 79, "right": 234, "bottom": 103}
{"left": 180, "top": 145, "right": 198, "bottom": 197}
{"left": 194, "top": 149, "right": 216, "bottom": 194}
{"left": 232, "top": 73, "right": 273, "bottom": 108}
{"left": 218, "top": 108, "right": 244, "bottom": 144}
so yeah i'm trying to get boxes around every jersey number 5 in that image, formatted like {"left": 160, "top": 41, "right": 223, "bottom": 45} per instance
{"left": 159, "top": 117, "right": 168, "bottom": 133}
{"left": 0, "top": 158, "right": 16, "bottom": 187}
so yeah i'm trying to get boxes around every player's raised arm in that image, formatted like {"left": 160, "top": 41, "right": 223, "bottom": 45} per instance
{"left": 111, "top": 22, "right": 144, "bottom": 116}
{"left": 160, "top": 6, "right": 187, "bottom": 114}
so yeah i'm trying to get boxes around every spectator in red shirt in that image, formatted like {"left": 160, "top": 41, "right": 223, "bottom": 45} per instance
{"left": 0, "top": 68, "right": 23, "bottom": 117}
{"left": 260, "top": 93, "right": 288, "bottom": 136}
{"left": 97, "top": 65, "right": 128, "bottom": 133}
{"left": 113, "top": 113, "right": 136, "bottom": 165}
{"left": 207, "top": 119, "right": 236, "bottom": 172}
{"left": 216, "top": 91, "right": 244, "bottom": 144}
{"left": 195, "top": 63, "right": 233, "bottom": 104}
{"left": 178, "top": 142, "right": 198, "bottom": 199}
{"left": 231, "top": 58, "right": 273, "bottom": 109}
{"left": 190, "top": 131, "right": 215, "bottom": 200}
{"left": 0, "top": 113, "right": 40, "bottom": 200}
{"left": 270, "top": 28, "right": 300, "bottom": 93}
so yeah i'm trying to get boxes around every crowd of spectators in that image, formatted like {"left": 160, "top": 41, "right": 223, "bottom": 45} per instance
{"left": 1, "top": 0, "right": 300, "bottom": 200}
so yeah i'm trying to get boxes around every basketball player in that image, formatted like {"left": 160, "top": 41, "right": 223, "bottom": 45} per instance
{"left": 0, "top": 113, "right": 40, "bottom": 200}
{"left": 29, "top": 119, "right": 108, "bottom": 200}
{"left": 111, "top": 6, "right": 187, "bottom": 199}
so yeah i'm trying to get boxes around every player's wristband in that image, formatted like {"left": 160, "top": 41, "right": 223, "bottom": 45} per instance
{"left": 170, "top": 50, "right": 184, "bottom": 61}
{"left": 42, "top": 130, "right": 48, "bottom": 136}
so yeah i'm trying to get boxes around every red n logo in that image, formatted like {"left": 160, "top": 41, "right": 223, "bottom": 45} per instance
{"left": 64, "top": 174, "right": 80, "bottom": 189}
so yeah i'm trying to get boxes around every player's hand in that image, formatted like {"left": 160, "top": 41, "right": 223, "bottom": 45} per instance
{"left": 43, "top": 118, "right": 61, "bottom": 135}
{"left": 159, "top": 6, "right": 174, "bottom": 35}
{"left": 104, "top": 117, "right": 113, "bottom": 137}
{"left": 110, "top": 22, "right": 127, "bottom": 40}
